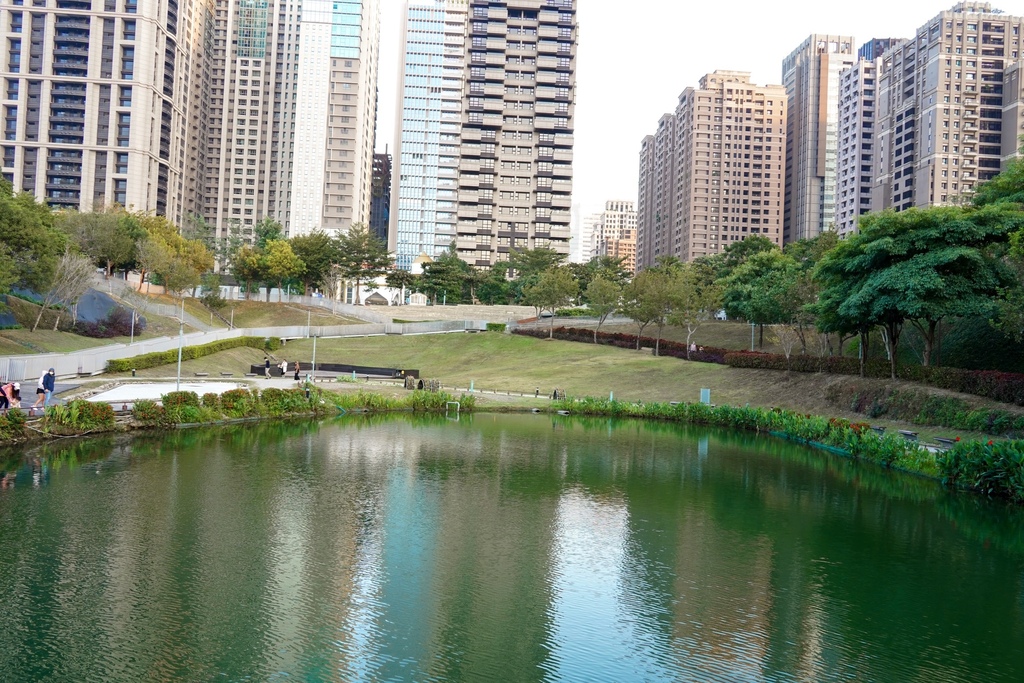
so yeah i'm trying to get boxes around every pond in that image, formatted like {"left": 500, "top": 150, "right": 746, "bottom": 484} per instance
{"left": 1, "top": 414, "right": 1023, "bottom": 682}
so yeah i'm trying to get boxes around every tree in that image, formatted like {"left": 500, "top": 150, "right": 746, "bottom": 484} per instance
{"left": 584, "top": 276, "right": 621, "bottom": 342}
{"left": 231, "top": 245, "right": 263, "bottom": 300}
{"left": 475, "top": 263, "right": 512, "bottom": 305}
{"left": 385, "top": 268, "right": 418, "bottom": 304}
{"left": 620, "top": 269, "right": 675, "bottom": 354}
{"left": 815, "top": 205, "right": 1019, "bottom": 377}
{"left": 0, "top": 244, "right": 17, "bottom": 305}
{"left": 522, "top": 266, "right": 579, "bottom": 339}
{"left": 289, "top": 231, "right": 338, "bottom": 295}
{"left": 668, "top": 263, "right": 722, "bottom": 359}
{"left": 0, "top": 180, "right": 65, "bottom": 293}
{"left": 722, "top": 250, "right": 800, "bottom": 348}
{"left": 253, "top": 216, "right": 283, "bottom": 249}
{"left": 61, "top": 208, "right": 138, "bottom": 278}
{"left": 418, "top": 247, "right": 471, "bottom": 305}
{"left": 716, "top": 235, "right": 779, "bottom": 279}
{"left": 263, "top": 239, "right": 305, "bottom": 302}
{"left": 769, "top": 324, "right": 801, "bottom": 371}
{"left": 507, "top": 247, "right": 565, "bottom": 279}
{"left": 334, "top": 223, "right": 392, "bottom": 304}
{"left": 32, "top": 249, "right": 94, "bottom": 331}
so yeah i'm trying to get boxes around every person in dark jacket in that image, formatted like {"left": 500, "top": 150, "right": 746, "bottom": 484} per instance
{"left": 41, "top": 368, "right": 55, "bottom": 405}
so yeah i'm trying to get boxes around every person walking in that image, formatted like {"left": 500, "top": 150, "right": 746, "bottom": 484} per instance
{"left": 32, "top": 370, "right": 47, "bottom": 409}
{"left": 293, "top": 360, "right": 301, "bottom": 381}
{"left": 264, "top": 356, "right": 271, "bottom": 378}
{"left": 279, "top": 359, "right": 288, "bottom": 377}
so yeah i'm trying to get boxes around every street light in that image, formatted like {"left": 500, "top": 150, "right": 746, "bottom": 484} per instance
{"left": 129, "top": 307, "right": 136, "bottom": 345}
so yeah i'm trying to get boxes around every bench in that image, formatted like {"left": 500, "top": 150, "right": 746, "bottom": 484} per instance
{"left": 935, "top": 437, "right": 957, "bottom": 449}
{"left": 898, "top": 430, "right": 919, "bottom": 442}
{"left": 219, "top": 372, "right": 234, "bottom": 377}
{"left": 871, "top": 426, "right": 886, "bottom": 435}
{"left": 194, "top": 372, "right": 209, "bottom": 377}
{"left": 244, "top": 373, "right": 257, "bottom": 377}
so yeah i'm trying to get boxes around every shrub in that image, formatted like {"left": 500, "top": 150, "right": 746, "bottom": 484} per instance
{"left": 939, "top": 440, "right": 1024, "bottom": 503}
{"left": 486, "top": 322, "right": 507, "bottom": 332}
{"left": 513, "top": 326, "right": 731, "bottom": 363}
{"left": 220, "top": 388, "right": 260, "bottom": 418}
{"left": 554, "top": 308, "right": 591, "bottom": 317}
{"left": 44, "top": 400, "right": 115, "bottom": 432}
{"left": 259, "top": 388, "right": 311, "bottom": 416}
{"left": 106, "top": 336, "right": 281, "bottom": 372}
{"left": 77, "top": 306, "right": 145, "bottom": 339}
{"left": 132, "top": 399, "right": 169, "bottom": 426}
{"left": 162, "top": 391, "right": 200, "bottom": 409}
{"left": 0, "top": 409, "right": 26, "bottom": 441}
{"left": 201, "top": 393, "right": 220, "bottom": 409}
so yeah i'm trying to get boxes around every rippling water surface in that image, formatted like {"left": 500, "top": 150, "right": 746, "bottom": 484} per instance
{"left": 1, "top": 415, "right": 1024, "bottom": 682}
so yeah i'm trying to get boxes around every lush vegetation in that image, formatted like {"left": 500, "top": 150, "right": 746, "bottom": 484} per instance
{"left": 330, "top": 390, "right": 476, "bottom": 414}
{"left": 826, "top": 383, "right": 1024, "bottom": 436}
{"left": 41, "top": 400, "right": 116, "bottom": 435}
{"left": 0, "top": 409, "right": 27, "bottom": 441}
{"left": 131, "top": 387, "right": 332, "bottom": 426}
{"left": 106, "top": 336, "right": 281, "bottom": 372}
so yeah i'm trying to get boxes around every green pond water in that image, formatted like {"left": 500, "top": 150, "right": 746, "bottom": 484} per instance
{"left": 1, "top": 414, "right": 1023, "bottom": 682}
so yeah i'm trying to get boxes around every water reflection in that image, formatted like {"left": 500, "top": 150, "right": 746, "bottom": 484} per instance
{"left": 0, "top": 415, "right": 1022, "bottom": 681}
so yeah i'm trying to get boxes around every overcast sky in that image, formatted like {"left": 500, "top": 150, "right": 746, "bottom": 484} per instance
{"left": 376, "top": 1, "right": 957, "bottom": 217}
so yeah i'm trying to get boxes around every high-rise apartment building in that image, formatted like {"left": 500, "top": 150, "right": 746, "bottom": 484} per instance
{"left": 635, "top": 114, "right": 676, "bottom": 270}
{"left": 836, "top": 41, "right": 906, "bottom": 237}
{"left": 0, "top": 0, "right": 213, "bottom": 222}
{"left": 369, "top": 151, "right": 391, "bottom": 242}
{"left": 389, "top": 0, "right": 467, "bottom": 270}
{"left": 593, "top": 200, "right": 637, "bottom": 273}
{"left": 782, "top": 35, "right": 855, "bottom": 243}
{"left": 0, "top": 0, "right": 380, "bottom": 245}
{"left": 455, "top": 0, "right": 577, "bottom": 268}
{"left": 636, "top": 72, "right": 786, "bottom": 268}
{"left": 871, "top": 3, "right": 1024, "bottom": 212}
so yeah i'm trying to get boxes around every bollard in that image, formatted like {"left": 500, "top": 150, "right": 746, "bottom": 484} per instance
{"left": 470, "top": 380, "right": 475, "bottom": 393}
{"left": 352, "top": 370, "right": 356, "bottom": 381}
{"left": 610, "top": 391, "right": 614, "bottom": 401}
{"left": 535, "top": 387, "right": 539, "bottom": 397}
{"left": 132, "top": 368, "right": 136, "bottom": 377}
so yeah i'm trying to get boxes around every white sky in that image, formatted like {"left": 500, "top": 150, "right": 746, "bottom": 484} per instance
{"left": 375, "top": 1, "right": 961, "bottom": 217}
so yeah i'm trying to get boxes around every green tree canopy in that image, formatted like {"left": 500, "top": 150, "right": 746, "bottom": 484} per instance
{"left": 815, "top": 205, "right": 1020, "bottom": 376}
{"left": 620, "top": 268, "right": 675, "bottom": 354}
{"left": 523, "top": 266, "right": 579, "bottom": 338}
{"left": 334, "top": 223, "right": 393, "bottom": 304}
{"left": 417, "top": 247, "right": 472, "bottom": 305}
{"left": 584, "top": 276, "right": 621, "bottom": 342}
{"left": 668, "top": 262, "right": 723, "bottom": 358}
{"left": 0, "top": 180, "right": 65, "bottom": 293}
{"left": 289, "top": 231, "right": 339, "bottom": 295}
{"left": 263, "top": 239, "right": 305, "bottom": 301}
{"left": 253, "top": 216, "right": 284, "bottom": 249}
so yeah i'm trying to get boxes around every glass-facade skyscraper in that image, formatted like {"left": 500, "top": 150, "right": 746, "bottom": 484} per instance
{"left": 390, "top": 0, "right": 466, "bottom": 271}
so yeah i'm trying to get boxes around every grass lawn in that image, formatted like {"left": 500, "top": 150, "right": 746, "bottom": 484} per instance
{"left": 103, "top": 346, "right": 269, "bottom": 379}
{"left": 219, "top": 300, "right": 363, "bottom": 329}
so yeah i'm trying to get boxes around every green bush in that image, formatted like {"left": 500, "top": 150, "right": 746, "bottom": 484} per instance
{"left": 44, "top": 400, "right": 115, "bottom": 432}
{"left": 106, "top": 336, "right": 282, "bottom": 372}
{"left": 201, "top": 393, "right": 220, "bottom": 409}
{"left": 486, "top": 322, "right": 507, "bottom": 332}
{"left": 554, "top": 308, "right": 591, "bottom": 317}
{"left": 0, "top": 409, "right": 27, "bottom": 441}
{"left": 132, "top": 400, "right": 169, "bottom": 426}
{"left": 260, "top": 388, "right": 312, "bottom": 416}
{"left": 162, "top": 391, "right": 200, "bottom": 408}
{"left": 220, "top": 388, "right": 260, "bottom": 418}
{"left": 939, "top": 440, "right": 1024, "bottom": 503}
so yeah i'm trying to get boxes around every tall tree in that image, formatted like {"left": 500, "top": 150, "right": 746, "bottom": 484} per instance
{"left": 253, "top": 216, "right": 284, "bottom": 249}
{"left": 507, "top": 247, "right": 565, "bottom": 280}
{"left": 584, "top": 276, "right": 621, "bottom": 342}
{"left": 815, "top": 205, "right": 1019, "bottom": 377}
{"left": 289, "top": 231, "right": 339, "bottom": 295}
{"left": 334, "top": 223, "right": 392, "bottom": 304}
{"left": 417, "top": 248, "right": 471, "bottom": 305}
{"left": 620, "top": 269, "right": 675, "bottom": 354}
{"left": 0, "top": 180, "right": 65, "bottom": 293}
{"left": 61, "top": 208, "right": 140, "bottom": 278}
{"left": 722, "top": 250, "right": 799, "bottom": 348}
{"left": 262, "top": 239, "right": 305, "bottom": 302}
{"left": 522, "top": 266, "right": 579, "bottom": 338}
{"left": 32, "top": 249, "right": 94, "bottom": 332}
{"left": 231, "top": 245, "right": 263, "bottom": 300}
{"left": 668, "top": 263, "right": 723, "bottom": 359}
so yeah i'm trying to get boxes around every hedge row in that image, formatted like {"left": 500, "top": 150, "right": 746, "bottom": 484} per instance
{"left": 513, "top": 326, "right": 729, "bottom": 364}
{"left": 132, "top": 386, "right": 329, "bottom": 426}
{"left": 724, "top": 351, "right": 1024, "bottom": 407}
{"left": 106, "top": 336, "right": 281, "bottom": 372}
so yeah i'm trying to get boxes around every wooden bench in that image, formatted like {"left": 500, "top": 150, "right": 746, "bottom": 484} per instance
{"left": 219, "top": 372, "right": 234, "bottom": 377}
{"left": 898, "top": 430, "right": 919, "bottom": 442}
{"left": 244, "top": 373, "right": 257, "bottom": 377}
{"left": 935, "top": 437, "right": 957, "bottom": 449}
{"left": 871, "top": 426, "right": 886, "bottom": 435}
{"left": 194, "top": 372, "right": 209, "bottom": 377}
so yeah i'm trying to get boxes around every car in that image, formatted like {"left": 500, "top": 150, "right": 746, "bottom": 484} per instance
{"left": 539, "top": 310, "right": 554, "bottom": 318}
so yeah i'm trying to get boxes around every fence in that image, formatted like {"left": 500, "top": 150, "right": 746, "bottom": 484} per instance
{"left": 0, "top": 320, "right": 487, "bottom": 383}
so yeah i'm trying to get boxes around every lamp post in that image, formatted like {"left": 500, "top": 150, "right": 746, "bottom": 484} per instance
{"left": 311, "top": 335, "right": 317, "bottom": 381}
{"left": 307, "top": 309, "right": 311, "bottom": 339}
{"left": 750, "top": 322, "right": 755, "bottom": 352}
{"left": 129, "top": 307, "right": 136, "bottom": 345}
{"left": 176, "top": 299, "right": 184, "bottom": 391}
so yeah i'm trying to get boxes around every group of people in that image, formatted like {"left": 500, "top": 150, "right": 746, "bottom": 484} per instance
{"left": 0, "top": 367, "right": 55, "bottom": 414}
{"left": 264, "top": 357, "right": 302, "bottom": 381}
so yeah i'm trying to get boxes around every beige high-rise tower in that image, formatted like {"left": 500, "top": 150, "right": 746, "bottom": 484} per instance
{"left": 637, "top": 72, "right": 786, "bottom": 269}
{"left": 782, "top": 35, "right": 855, "bottom": 243}
{"left": 871, "top": 3, "right": 1024, "bottom": 212}
{"left": 0, "top": 0, "right": 214, "bottom": 222}
{"left": 454, "top": 0, "right": 577, "bottom": 268}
